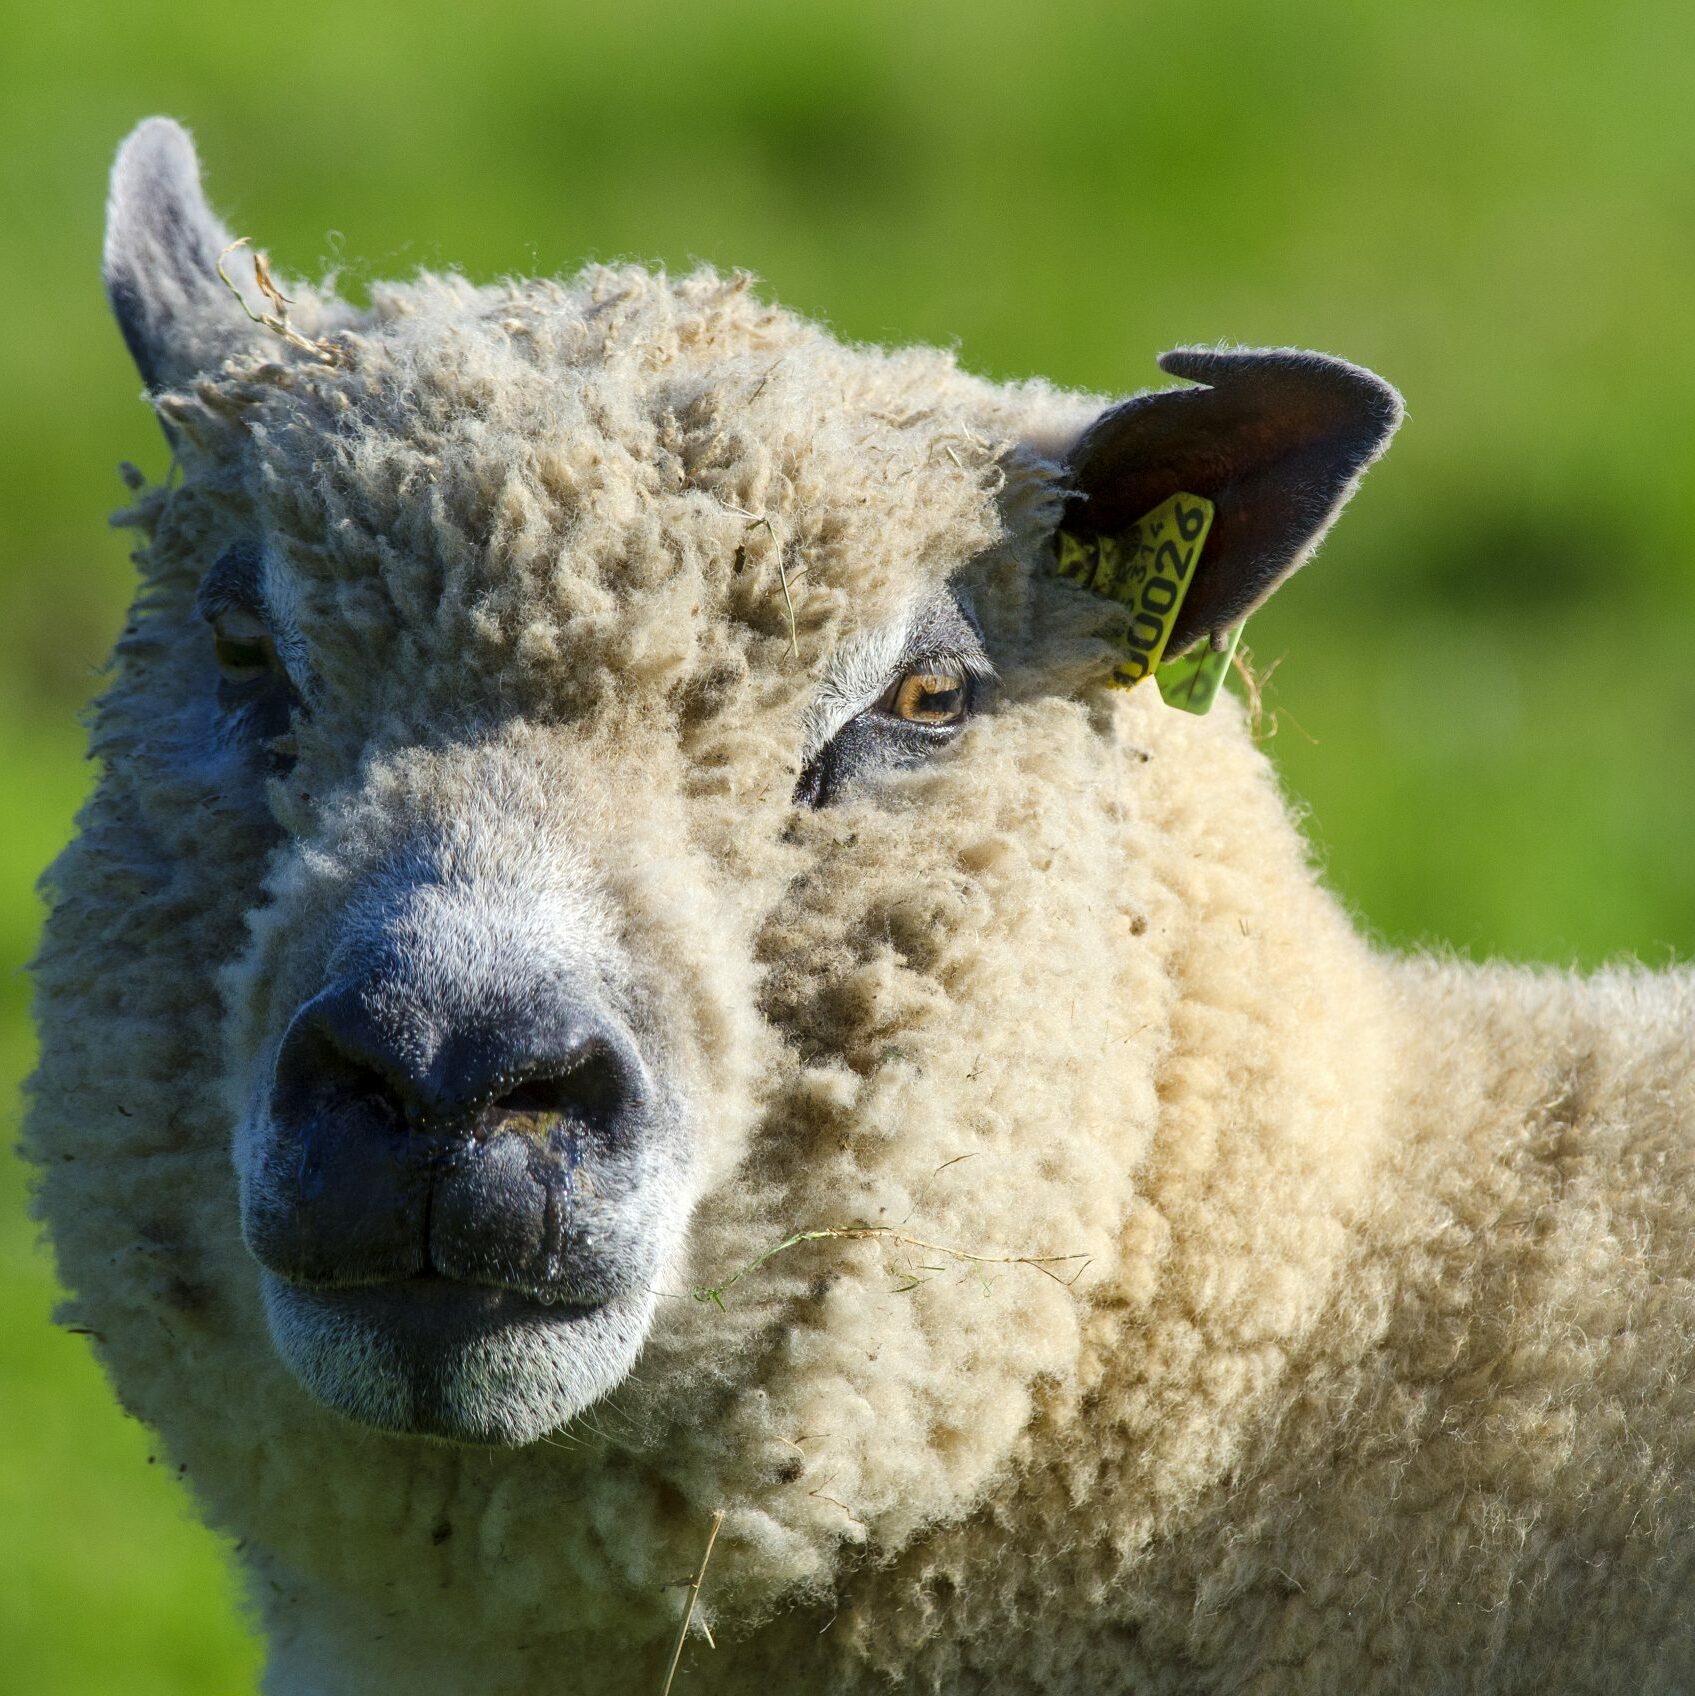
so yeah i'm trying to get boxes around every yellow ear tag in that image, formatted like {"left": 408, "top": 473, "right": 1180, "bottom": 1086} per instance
{"left": 1052, "top": 491, "right": 1240, "bottom": 714}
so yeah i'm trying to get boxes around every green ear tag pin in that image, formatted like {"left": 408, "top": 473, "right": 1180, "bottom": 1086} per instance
{"left": 1052, "top": 490, "right": 1241, "bottom": 715}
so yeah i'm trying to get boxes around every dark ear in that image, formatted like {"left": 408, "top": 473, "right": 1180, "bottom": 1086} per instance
{"left": 1063, "top": 347, "right": 1403, "bottom": 653}
{"left": 104, "top": 118, "right": 263, "bottom": 394}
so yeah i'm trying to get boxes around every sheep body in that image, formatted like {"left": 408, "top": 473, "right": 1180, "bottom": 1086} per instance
{"left": 24, "top": 122, "right": 1695, "bottom": 1693}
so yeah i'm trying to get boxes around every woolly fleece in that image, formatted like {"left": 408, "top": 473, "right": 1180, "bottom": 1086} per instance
{"left": 26, "top": 123, "right": 1695, "bottom": 1694}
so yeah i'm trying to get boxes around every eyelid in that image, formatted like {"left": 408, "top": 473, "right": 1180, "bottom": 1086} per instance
{"left": 879, "top": 649, "right": 993, "bottom": 700}
{"left": 210, "top": 605, "right": 270, "bottom": 642}
{"left": 895, "top": 648, "right": 991, "bottom": 681}
{"left": 197, "top": 583, "right": 259, "bottom": 625}
{"left": 195, "top": 540, "right": 268, "bottom": 624}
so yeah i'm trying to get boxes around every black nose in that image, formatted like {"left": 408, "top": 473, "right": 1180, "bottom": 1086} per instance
{"left": 273, "top": 976, "right": 638, "bottom": 1142}
{"left": 250, "top": 970, "right": 652, "bottom": 1292}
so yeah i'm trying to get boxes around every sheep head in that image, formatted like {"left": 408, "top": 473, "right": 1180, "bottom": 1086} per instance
{"left": 30, "top": 117, "right": 1401, "bottom": 1643}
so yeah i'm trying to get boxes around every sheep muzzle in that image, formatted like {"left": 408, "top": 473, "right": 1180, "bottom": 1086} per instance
{"left": 238, "top": 896, "right": 694, "bottom": 1446}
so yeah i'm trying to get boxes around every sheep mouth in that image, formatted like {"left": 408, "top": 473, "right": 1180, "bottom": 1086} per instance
{"left": 241, "top": 1091, "right": 688, "bottom": 1443}
{"left": 242, "top": 1119, "right": 672, "bottom": 1443}
{"left": 259, "top": 1266, "right": 657, "bottom": 1446}
{"left": 298, "top": 1269, "right": 611, "bottom": 1328}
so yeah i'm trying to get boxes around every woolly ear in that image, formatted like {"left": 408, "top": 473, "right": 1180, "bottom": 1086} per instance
{"left": 1063, "top": 348, "right": 1403, "bottom": 654}
{"left": 104, "top": 118, "right": 263, "bottom": 393}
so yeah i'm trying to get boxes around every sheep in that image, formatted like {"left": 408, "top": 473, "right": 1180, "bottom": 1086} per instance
{"left": 23, "top": 114, "right": 1695, "bottom": 1696}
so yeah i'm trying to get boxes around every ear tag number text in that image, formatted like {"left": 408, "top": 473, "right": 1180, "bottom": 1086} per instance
{"left": 1053, "top": 491, "right": 1241, "bottom": 714}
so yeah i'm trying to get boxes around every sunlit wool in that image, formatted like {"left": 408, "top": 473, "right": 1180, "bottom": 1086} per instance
{"left": 25, "top": 120, "right": 1695, "bottom": 1694}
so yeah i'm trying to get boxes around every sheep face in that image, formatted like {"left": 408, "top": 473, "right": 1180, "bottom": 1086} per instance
{"left": 28, "top": 120, "right": 1399, "bottom": 1631}
{"left": 159, "top": 254, "right": 1051, "bottom": 1451}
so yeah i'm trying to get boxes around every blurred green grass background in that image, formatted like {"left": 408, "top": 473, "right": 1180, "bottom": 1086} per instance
{"left": 2, "top": 0, "right": 1691, "bottom": 1687}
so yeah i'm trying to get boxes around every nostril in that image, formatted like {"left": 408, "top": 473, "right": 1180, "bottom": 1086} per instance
{"left": 273, "top": 1002, "right": 409, "bottom": 1132}
{"left": 485, "top": 1043, "right": 631, "bottom": 1139}
{"left": 271, "top": 976, "right": 646, "bottom": 1147}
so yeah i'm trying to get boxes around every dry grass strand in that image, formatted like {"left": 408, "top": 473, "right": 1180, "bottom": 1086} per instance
{"left": 692, "top": 1223, "right": 1091, "bottom": 1309}
{"left": 659, "top": 1510, "right": 725, "bottom": 1696}
{"left": 216, "top": 238, "right": 345, "bottom": 366}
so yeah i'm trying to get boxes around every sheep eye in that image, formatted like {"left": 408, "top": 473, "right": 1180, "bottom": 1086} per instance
{"left": 796, "top": 587, "right": 987, "bottom": 809}
{"left": 211, "top": 608, "right": 281, "bottom": 684}
{"left": 881, "top": 669, "right": 968, "bottom": 727}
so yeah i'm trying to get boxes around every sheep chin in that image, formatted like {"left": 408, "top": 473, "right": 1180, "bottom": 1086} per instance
{"left": 259, "top": 1271, "right": 657, "bottom": 1446}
